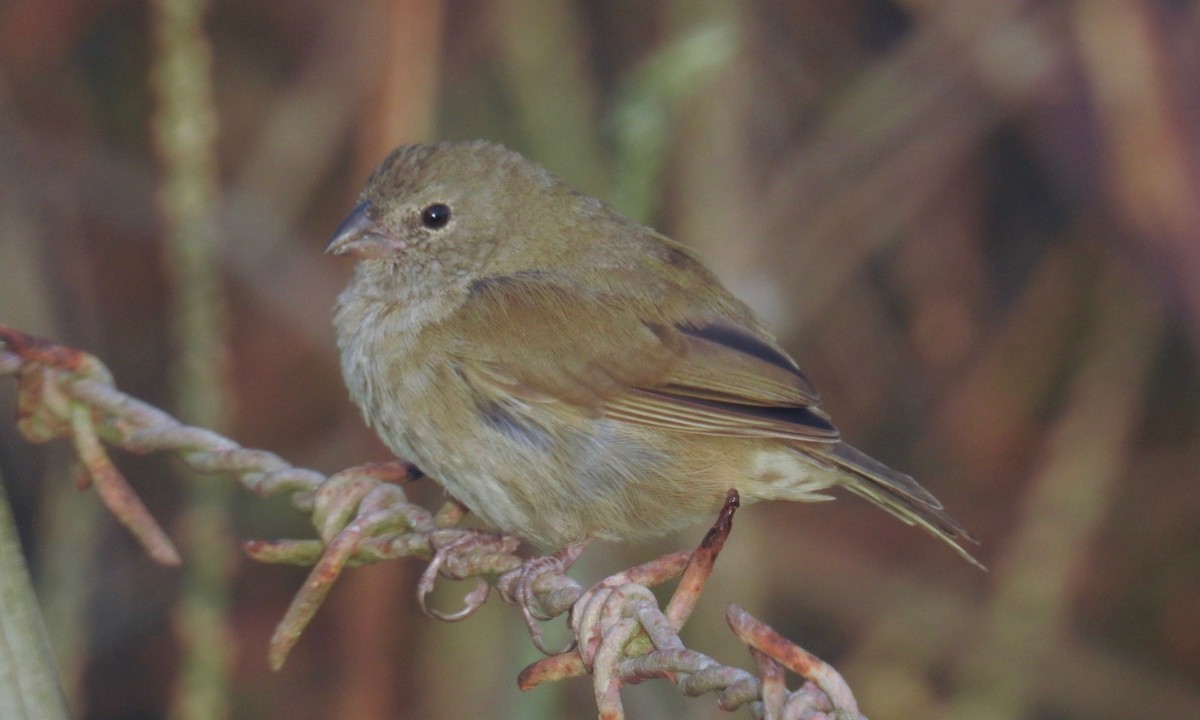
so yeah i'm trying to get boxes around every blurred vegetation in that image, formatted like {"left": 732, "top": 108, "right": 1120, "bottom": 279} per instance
{"left": 1, "top": 1, "right": 1199, "bottom": 719}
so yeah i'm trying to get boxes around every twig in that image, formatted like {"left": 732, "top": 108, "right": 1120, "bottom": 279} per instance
{"left": 0, "top": 324, "right": 866, "bottom": 719}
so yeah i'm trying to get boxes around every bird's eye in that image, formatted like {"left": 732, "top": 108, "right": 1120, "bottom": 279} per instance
{"left": 420, "top": 203, "right": 452, "bottom": 230}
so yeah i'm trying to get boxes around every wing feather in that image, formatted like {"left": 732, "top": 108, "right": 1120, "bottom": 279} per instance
{"left": 448, "top": 273, "right": 837, "bottom": 442}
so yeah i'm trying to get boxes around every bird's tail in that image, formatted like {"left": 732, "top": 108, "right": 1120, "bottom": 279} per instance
{"left": 826, "top": 443, "right": 984, "bottom": 569}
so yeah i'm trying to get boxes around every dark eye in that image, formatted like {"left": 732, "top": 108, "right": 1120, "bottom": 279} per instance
{"left": 420, "top": 203, "right": 452, "bottom": 229}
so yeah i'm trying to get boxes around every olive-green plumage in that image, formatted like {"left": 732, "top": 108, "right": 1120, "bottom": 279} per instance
{"left": 329, "top": 140, "right": 979, "bottom": 566}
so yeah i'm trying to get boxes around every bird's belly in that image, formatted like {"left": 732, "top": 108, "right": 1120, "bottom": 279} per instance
{"left": 333, "top": 304, "right": 684, "bottom": 545}
{"left": 351, "top": 348, "right": 767, "bottom": 547}
{"left": 391, "top": 388, "right": 729, "bottom": 548}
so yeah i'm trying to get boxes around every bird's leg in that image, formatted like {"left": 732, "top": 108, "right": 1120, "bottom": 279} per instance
{"left": 433, "top": 496, "right": 470, "bottom": 528}
{"left": 500, "top": 541, "right": 591, "bottom": 654}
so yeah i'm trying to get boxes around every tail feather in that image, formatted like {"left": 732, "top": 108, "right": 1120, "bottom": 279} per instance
{"left": 827, "top": 443, "right": 984, "bottom": 570}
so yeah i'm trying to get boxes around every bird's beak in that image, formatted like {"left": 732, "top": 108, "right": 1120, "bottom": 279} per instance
{"left": 325, "top": 201, "right": 404, "bottom": 259}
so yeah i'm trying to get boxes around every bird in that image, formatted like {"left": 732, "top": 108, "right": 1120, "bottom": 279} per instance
{"left": 327, "top": 140, "right": 979, "bottom": 567}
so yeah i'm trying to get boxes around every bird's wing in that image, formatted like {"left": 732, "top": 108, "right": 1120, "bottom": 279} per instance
{"left": 447, "top": 274, "right": 838, "bottom": 443}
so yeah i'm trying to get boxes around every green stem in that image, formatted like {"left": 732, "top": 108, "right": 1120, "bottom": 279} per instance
{"left": 150, "top": 0, "right": 234, "bottom": 717}
{"left": 0, "top": 471, "right": 71, "bottom": 720}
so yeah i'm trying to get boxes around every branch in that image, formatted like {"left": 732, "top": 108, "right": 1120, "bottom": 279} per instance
{"left": 0, "top": 324, "right": 866, "bottom": 720}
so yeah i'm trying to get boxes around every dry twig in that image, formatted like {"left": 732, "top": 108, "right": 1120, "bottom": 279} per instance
{"left": 0, "top": 324, "right": 866, "bottom": 720}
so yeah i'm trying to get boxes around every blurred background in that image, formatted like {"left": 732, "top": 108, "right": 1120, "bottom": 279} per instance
{"left": 1, "top": 1, "right": 1199, "bottom": 718}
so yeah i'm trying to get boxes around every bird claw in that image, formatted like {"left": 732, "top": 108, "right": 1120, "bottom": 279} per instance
{"left": 419, "top": 575, "right": 491, "bottom": 622}
{"left": 499, "top": 541, "right": 590, "bottom": 654}
{"left": 417, "top": 530, "right": 519, "bottom": 621}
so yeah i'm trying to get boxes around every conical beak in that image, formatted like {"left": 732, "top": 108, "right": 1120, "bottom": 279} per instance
{"left": 325, "top": 201, "right": 403, "bottom": 259}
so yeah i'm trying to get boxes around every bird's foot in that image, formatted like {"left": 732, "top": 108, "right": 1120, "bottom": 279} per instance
{"left": 518, "top": 490, "right": 743, "bottom": 693}
{"left": 417, "top": 529, "right": 521, "bottom": 621}
{"left": 499, "top": 541, "right": 591, "bottom": 654}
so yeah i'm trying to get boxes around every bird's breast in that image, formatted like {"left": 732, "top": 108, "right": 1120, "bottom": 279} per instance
{"left": 334, "top": 290, "right": 745, "bottom": 547}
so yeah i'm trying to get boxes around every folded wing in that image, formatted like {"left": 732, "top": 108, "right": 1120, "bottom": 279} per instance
{"left": 449, "top": 274, "right": 837, "bottom": 442}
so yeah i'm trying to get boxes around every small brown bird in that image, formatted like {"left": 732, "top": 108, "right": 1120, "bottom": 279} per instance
{"left": 328, "top": 140, "right": 979, "bottom": 566}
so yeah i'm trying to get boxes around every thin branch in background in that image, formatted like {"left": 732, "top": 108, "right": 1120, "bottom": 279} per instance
{"left": 1074, "top": 0, "right": 1200, "bottom": 350}
{"left": 353, "top": 0, "right": 443, "bottom": 173}
{"left": 150, "top": 2, "right": 233, "bottom": 718}
{"left": 0, "top": 90, "right": 114, "bottom": 702}
{"left": 607, "top": 8, "right": 740, "bottom": 223}
{"left": 0, "top": 325, "right": 867, "bottom": 719}
{"left": 0, "top": 475, "right": 71, "bottom": 720}
{"left": 334, "top": 5, "right": 445, "bottom": 716}
{"left": 932, "top": 244, "right": 1092, "bottom": 489}
{"left": 224, "top": 1, "right": 389, "bottom": 269}
{"left": 766, "top": 0, "right": 1068, "bottom": 328}
{"left": 495, "top": 0, "right": 608, "bottom": 196}
{"left": 942, "top": 257, "right": 1164, "bottom": 720}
